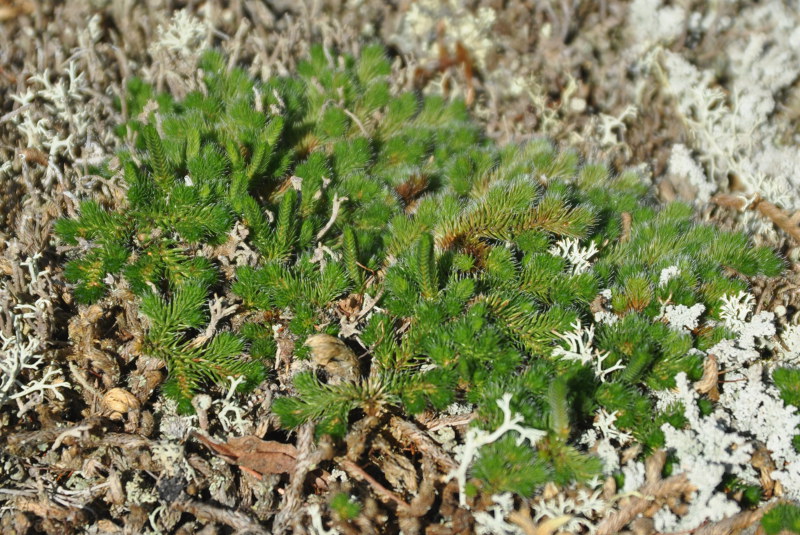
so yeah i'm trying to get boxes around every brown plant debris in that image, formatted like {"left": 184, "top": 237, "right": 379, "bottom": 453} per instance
{"left": 192, "top": 432, "right": 299, "bottom": 478}
{"left": 712, "top": 192, "right": 800, "bottom": 243}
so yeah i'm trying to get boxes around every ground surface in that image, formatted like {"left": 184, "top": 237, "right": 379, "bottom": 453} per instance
{"left": 2, "top": 1, "right": 800, "bottom": 534}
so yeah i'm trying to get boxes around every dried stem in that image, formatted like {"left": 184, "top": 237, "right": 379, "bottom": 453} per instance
{"left": 691, "top": 506, "right": 767, "bottom": 535}
{"left": 421, "top": 411, "right": 475, "bottom": 431}
{"left": 405, "top": 456, "right": 437, "bottom": 517}
{"left": 174, "top": 497, "right": 269, "bottom": 535}
{"left": 711, "top": 193, "right": 800, "bottom": 242}
{"left": 272, "top": 423, "right": 334, "bottom": 534}
{"left": 597, "top": 473, "right": 694, "bottom": 535}
{"left": 620, "top": 211, "right": 632, "bottom": 243}
{"left": 316, "top": 193, "right": 348, "bottom": 241}
{"left": 339, "top": 458, "right": 411, "bottom": 510}
{"left": 341, "top": 108, "right": 369, "bottom": 138}
{"left": 389, "top": 415, "right": 458, "bottom": 473}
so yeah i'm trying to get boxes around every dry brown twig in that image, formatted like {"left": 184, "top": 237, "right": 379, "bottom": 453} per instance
{"left": 397, "top": 456, "right": 439, "bottom": 535}
{"left": 406, "top": 455, "right": 438, "bottom": 517}
{"left": 339, "top": 458, "right": 411, "bottom": 510}
{"left": 620, "top": 211, "right": 632, "bottom": 243}
{"left": 692, "top": 507, "right": 767, "bottom": 535}
{"left": 508, "top": 506, "right": 571, "bottom": 535}
{"left": 6, "top": 416, "right": 106, "bottom": 456}
{"left": 272, "top": 423, "right": 334, "bottom": 535}
{"left": 421, "top": 411, "right": 476, "bottom": 432}
{"left": 712, "top": 192, "right": 800, "bottom": 242}
{"left": 596, "top": 473, "right": 695, "bottom": 535}
{"left": 173, "top": 497, "right": 270, "bottom": 535}
{"left": 596, "top": 451, "right": 692, "bottom": 535}
{"left": 389, "top": 415, "right": 458, "bottom": 474}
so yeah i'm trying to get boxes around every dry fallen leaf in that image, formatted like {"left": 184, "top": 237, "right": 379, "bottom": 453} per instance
{"left": 0, "top": 0, "right": 34, "bottom": 22}
{"left": 103, "top": 388, "right": 140, "bottom": 414}
{"left": 192, "top": 432, "right": 298, "bottom": 478}
{"left": 20, "top": 148, "right": 48, "bottom": 167}
{"left": 305, "top": 333, "right": 360, "bottom": 384}
{"left": 337, "top": 293, "right": 363, "bottom": 319}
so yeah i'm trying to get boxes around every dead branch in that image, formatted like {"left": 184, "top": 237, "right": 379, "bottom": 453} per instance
{"left": 272, "top": 423, "right": 334, "bottom": 535}
{"left": 620, "top": 212, "right": 632, "bottom": 243}
{"left": 339, "top": 458, "right": 411, "bottom": 510}
{"left": 389, "top": 415, "right": 458, "bottom": 473}
{"left": 420, "top": 411, "right": 476, "bottom": 432}
{"left": 597, "top": 473, "right": 695, "bottom": 535}
{"left": 711, "top": 193, "right": 800, "bottom": 242}
{"left": 345, "top": 414, "right": 381, "bottom": 462}
{"left": 404, "top": 456, "right": 438, "bottom": 520}
{"left": 692, "top": 505, "right": 768, "bottom": 535}
{"left": 6, "top": 416, "right": 106, "bottom": 456}
{"left": 174, "top": 497, "right": 270, "bottom": 535}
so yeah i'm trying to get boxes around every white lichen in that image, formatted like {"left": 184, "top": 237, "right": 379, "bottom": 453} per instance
{"left": 149, "top": 10, "right": 210, "bottom": 59}
{"left": 717, "top": 364, "right": 800, "bottom": 500}
{"left": 668, "top": 144, "right": 716, "bottom": 204}
{"left": 532, "top": 484, "right": 606, "bottom": 534}
{"left": 709, "top": 292, "right": 775, "bottom": 367}
{"left": 657, "top": 372, "right": 751, "bottom": 531}
{"left": 580, "top": 409, "right": 632, "bottom": 475}
{"left": 549, "top": 238, "right": 599, "bottom": 275}
{"left": 628, "top": 0, "right": 686, "bottom": 53}
{"left": 448, "top": 394, "right": 546, "bottom": 508}
{"left": 778, "top": 322, "right": 800, "bottom": 363}
{"left": 392, "top": 0, "right": 497, "bottom": 70}
{"left": 212, "top": 375, "right": 252, "bottom": 436}
{"left": 661, "top": 303, "right": 705, "bottom": 332}
{"left": 658, "top": 265, "right": 681, "bottom": 288}
{"left": 552, "top": 320, "right": 625, "bottom": 383}
{"left": 308, "top": 502, "right": 340, "bottom": 535}
{"left": 645, "top": 0, "right": 800, "bottom": 236}
{"left": 474, "top": 493, "right": 524, "bottom": 535}
{"left": 0, "top": 313, "right": 69, "bottom": 416}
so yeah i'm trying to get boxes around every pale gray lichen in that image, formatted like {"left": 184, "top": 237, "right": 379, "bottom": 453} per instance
{"left": 448, "top": 394, "right": 546, "bottom": 508}
{"left": 474, "top": 492, "right": 524, "bottom": 535}
{"left": 391, "top": 0, "right": 497, "bottom": 70}
{"left": 0, "top": 314, "right": 69, "bottom": 416}
{"left": 661, "top": 303, "right": 705, "bottom": 332}
{"left": 553, "top": 320, "right": 625, "bottom": 383}
{"left": 657, "top": 372, "right": 751, "bottom": 531}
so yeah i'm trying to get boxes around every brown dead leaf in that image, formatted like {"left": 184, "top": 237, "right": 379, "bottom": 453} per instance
{"left": 20, "top": 148, "right": 48, "bottom": 167}
{"left": 508, "top": 507, "right": 571, "bottom": 535}
{"left": 337, "top": 293, "right": 363, "bottom": 319}
{"left": 192, "top": 432, "right": 298, "bottom": 477}
{"left": 0, "top": 0, "right": 34, "bottom": 22}
{"left": 394, "top": 173, "right": 430, "bottom": 208}
{"left": 694, "top": 353, "right": 719, "bottom": 400}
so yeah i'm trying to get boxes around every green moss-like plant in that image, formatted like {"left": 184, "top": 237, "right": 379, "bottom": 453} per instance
{"left": 56, "top": 44, "right": 781, "bottom": 497}
{"left": 762, "top": 503, "right": 800, "bottom": 535}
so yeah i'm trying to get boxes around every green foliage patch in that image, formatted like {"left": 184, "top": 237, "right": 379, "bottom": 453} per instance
{"left": 56, "top": 44, "right": 781, "bottom": 498}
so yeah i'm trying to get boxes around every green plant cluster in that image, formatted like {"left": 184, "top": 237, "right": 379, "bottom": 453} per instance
{"left": 773, "top": 367, "right": 800, "bottom": 451}
{"left": 762, "top": 503, "right": 800, "bottom": 535}
{"left": 56, "top": 45, "right": 781, "bottom": 495}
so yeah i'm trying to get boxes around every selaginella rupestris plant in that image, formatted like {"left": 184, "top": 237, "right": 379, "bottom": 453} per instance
{"left": 55, "top": 44, "right": 783, "bottom": 500}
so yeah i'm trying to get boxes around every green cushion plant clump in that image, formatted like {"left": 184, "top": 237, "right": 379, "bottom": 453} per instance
{"left": 55, "top": 44, "right": 782, "bottom": 497}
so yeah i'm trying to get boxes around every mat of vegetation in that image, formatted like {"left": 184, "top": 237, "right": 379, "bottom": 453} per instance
{"left": 2, "top": 2, "right": 800, "bottom": 535}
